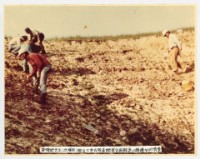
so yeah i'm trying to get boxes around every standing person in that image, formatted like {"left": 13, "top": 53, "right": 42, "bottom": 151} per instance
{"left": 8, "top": 36, "right": 28, "bottom": 55}
{"left": 25, "top": 27, "right": 46, "bottom": 54}
{"left": 162, "top": 30, "right": 182, "bottom": 74}
{"left": 18, "top": 48, "right": 51, "bottom": 104}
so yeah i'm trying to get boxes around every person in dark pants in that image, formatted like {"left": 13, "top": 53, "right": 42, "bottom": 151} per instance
{"left": 25, "top": 27, "right": 46, "bottom": 54}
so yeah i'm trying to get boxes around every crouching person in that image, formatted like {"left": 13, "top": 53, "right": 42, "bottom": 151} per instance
{"left": 18, "top": 48, "right": 51, "bottom": 104}
{"left": 8, "top": 36, "right": 28, "bottom": 55}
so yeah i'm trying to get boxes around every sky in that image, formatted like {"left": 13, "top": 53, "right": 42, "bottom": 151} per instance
{"left": 4, "top": 5, "right": 195, "bottom": 38}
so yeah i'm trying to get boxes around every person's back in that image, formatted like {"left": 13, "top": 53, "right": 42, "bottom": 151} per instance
{"left": 9, "top": 37, "right": 21, "bottom": 46}
{"left": 28, "top": 53, "right": 50, "bottom": 71}
{"left": 32, "top": 30, "right": 41, "bottom": 36}
{"left": 168, "top": 33, "right": 182, "bottom": 51}
{"left": 8, "top": 36, "right": 28, "bottom": 55}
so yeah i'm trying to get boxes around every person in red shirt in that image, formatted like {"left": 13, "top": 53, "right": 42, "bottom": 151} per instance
{"left": 18, "top": 47, "right": 51, "bottom": 104}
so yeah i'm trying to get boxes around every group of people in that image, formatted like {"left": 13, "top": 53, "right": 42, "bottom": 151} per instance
{"left": 7, "top": 28, "right": 184, "bottom": 105}
{"left": 8, "top": 27, "right": 46, "bottom": 55}
{"left": 8, "top": 28, "right": 51, "bottom": 105}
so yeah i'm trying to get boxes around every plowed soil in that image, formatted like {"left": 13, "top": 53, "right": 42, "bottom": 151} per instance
{"left": 5, "top": 30, "right": 195, "bottom": 154}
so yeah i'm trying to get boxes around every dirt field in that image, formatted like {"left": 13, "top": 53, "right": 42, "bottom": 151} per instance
{"left": 5, "top": 29, "right": 195, "bottom": 154}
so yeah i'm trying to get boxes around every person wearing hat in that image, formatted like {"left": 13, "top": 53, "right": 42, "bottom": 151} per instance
{"left": 18, "top": 48, "right": 51, "bottom": 104}
{"left": 162, "top": 30, "right": 182, "bottom": 73}
{"left": 8, "top": 36, "right": 28, "bottom": 55}
{"left": 25, "top": 27, "right": 46, "bottom": 54}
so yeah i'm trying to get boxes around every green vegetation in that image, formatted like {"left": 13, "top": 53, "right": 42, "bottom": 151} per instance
{"left": 47, "top": 27, "right": 194, "bottom": 42}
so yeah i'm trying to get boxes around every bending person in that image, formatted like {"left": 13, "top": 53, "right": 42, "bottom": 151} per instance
{"left": 18, "top": 48, "right": 51, "bottom": 104}
{"left": 8, "top": 36, "right": 28, "bottom": 55}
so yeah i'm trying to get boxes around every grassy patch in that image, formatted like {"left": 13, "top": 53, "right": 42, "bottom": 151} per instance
{"left": 47, "top": 27, "right": 194, "bottom": 42}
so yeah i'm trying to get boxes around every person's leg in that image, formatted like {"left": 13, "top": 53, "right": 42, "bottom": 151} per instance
{"left": 12, "top": 45, "right": 21, "bottom": 54}
{"left": 8, "top": 44, "right": 16, "bottom": 52}
{"left": 170, "top": 47, "right": 179, "bottom": 72}
{"left": 39, "top": 33, "right": 46, "bottom": 54}
{"left": 40, "top": 65, "right": 51, "bottom": 94}
{"left": 22, "top": 59, "right": 29, "bottom": 73}
{"left": 39, "top": 65, "right": 51, "bottom": 103}
{"left": 39, "top": 42, "right": 46, "bottom": 54}
{"left": 9, "top": 44, "right": 20, "bottom": 55}
{"left": 28, "top": 63, "right": 38, "bottom": 89}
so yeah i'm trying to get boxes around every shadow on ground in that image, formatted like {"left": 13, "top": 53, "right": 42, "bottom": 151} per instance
{"left": 5, "top": 88, "right": 193, "bottom": 154}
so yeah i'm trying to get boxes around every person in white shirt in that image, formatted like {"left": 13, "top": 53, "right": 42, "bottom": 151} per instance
{"left": 8, "top": 36, "right": 28, "bottom": 55}
{"left": 162, "top": 30, "right": 182, "bottom": 73}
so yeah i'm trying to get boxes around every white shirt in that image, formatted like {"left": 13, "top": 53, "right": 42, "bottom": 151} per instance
{"left": 9, "top": 37, "right": 21, "bottom": 46}
{"left": 168, "top": 33, "right": 182, "bottom": 50}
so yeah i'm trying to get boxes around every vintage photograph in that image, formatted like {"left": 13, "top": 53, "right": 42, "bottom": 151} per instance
{"left": 4, "top": 5, "right": 195, "bottom": 154}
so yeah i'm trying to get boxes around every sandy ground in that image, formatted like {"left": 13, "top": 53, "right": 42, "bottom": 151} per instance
{"left": 5, "top": 29, "right": 195, "bottom": 154}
